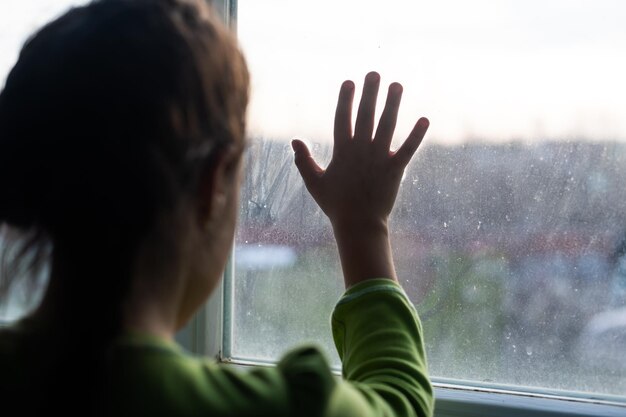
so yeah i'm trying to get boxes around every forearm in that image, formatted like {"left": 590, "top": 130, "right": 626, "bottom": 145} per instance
{"left": 332, "top": 218, "right": 397, "bottom": 288}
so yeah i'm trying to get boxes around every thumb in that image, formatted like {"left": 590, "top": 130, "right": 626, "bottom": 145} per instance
{"left": 292, "top": 139, "right": 323, "bottom": 189}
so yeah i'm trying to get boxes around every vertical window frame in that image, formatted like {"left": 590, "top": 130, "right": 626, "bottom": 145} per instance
{"left": 179, "top": 0, "right": 234, "bottom": 362}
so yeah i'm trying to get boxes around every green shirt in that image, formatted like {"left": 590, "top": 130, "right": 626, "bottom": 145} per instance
{"left": 1, "top": 279, "right": 433, "bottom": 416}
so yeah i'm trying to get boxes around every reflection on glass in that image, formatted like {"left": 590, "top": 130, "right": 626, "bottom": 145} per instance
{"left": 234, "top": 0, "right": 626, "bottom": 398}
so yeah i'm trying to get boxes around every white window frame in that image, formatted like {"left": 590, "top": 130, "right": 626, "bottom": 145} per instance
{"left": 178, "top": 1, "right": 626, "bottom": 416}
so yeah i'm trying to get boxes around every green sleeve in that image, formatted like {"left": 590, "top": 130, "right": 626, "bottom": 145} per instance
{"left": 107, "top": 278, "right": 432, "bottom": 417}
{"left": 109, "top": 334, "right": 338, "bottom": 417}
{"left": 327, "top": 278, "right": 434, "bottom": 417}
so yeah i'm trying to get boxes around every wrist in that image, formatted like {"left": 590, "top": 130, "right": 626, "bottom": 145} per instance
{"left": 330, "top": 216, "right": 397, "bottom": 288}
{"left": 331, "top": 216, "right": 389, "bottom": 237}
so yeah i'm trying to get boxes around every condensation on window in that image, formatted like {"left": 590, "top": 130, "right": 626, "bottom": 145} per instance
{"left": 234, "top": 0, "right": 626, "bottom": 398}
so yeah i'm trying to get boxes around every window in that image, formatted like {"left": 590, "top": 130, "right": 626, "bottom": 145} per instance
{"left": 214, "top": 0, "right": 626, "bottom": 413}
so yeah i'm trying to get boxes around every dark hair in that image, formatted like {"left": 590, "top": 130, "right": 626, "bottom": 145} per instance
{"left": 0, "top": 0, "right": 249, "bottom": 413}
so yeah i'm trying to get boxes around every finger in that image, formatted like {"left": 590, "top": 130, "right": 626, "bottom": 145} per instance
{"left": 334, "top": 80, "right": 355, "bottom": 150}
{"left": 292, "top": 139, "right": 324, "bottom": 190}
{"left": 354, "top": 71, "right": 381, "bottom": 141}
{"left": 393, "top": 117, "right": 429, "bottom": 168}
{"left": 373, "top": 82, "right": 403, "bottom": 153}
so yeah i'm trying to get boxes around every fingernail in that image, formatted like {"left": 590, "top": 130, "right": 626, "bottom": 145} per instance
{"left": 418, "top": 117, "right": 430, "bottom": 128}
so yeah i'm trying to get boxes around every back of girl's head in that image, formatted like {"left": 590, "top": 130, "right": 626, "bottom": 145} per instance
{"left": 0, "top": 0, "right": 248, "bottom": 413}
{"left": 0, "top": 0, "right": 249, "bottom": 307}
{"left": 0, "top": 0, "right": 248, "bottom": 243}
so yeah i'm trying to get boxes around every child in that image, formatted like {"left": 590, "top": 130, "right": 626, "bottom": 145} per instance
{"left": 0, "top": 0, "right": 433, "bottom": 415}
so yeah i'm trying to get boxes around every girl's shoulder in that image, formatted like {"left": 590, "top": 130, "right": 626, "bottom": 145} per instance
{"left": 110, "top": 335, "right": 336, "bottom": 417}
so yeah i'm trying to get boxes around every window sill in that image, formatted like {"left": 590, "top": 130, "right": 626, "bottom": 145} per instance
{"left": 433, "top": 384, "right": 625, "bottom": 417}
{"left": 196, "top": 353, "right": 626, "bottom": 417}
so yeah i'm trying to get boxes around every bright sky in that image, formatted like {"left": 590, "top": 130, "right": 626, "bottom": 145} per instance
{"left": 1, "top": 1, "right": 625, "bottom": 144}
{"left": 239, "top": 0, "right": 626, "bottom": 144}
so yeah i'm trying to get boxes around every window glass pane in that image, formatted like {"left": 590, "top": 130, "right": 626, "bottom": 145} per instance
{"left": 0, "top": 227, "right": 49, "bottom": 322}
{"left": 234, "top": 0, "right": 626, "bottom": 398}
{"left": 0, "top": 0, "right": 89, "bottom": 321}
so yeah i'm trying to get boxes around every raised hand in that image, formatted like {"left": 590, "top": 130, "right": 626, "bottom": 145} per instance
{"left": 292, "top": 71, "right": 429, "bottom": 287}
{"left": 292, "top": 71, "right": 429, "bottom": 228}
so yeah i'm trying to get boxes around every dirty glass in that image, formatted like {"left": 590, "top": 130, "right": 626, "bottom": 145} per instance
{"left": 233, "top": 0, "right": 626, "bottom": 398}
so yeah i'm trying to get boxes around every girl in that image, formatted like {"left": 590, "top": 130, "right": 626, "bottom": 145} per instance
{"left": 0, "top": 0, "right": 433, "bottom": 415}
